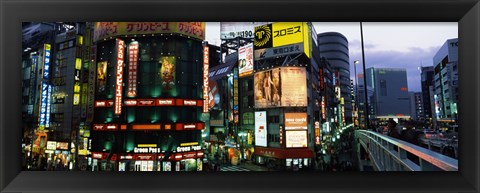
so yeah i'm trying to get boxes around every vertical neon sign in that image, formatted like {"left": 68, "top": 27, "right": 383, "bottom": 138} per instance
{"left": 203, "top": 45, "right": 209, "bottom": 113}
{"left": 115, "top": 39, "right": 125, "bottom": 115}
{"left": 127, "top": 41, "right": 139, "bottom": 97}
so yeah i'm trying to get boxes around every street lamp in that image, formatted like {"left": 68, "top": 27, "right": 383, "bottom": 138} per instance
{"left": 360, "top": 22, "right": 370, "bottom": 130}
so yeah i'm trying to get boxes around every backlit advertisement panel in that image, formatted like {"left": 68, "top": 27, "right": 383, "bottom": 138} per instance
{"left": 254, "top": 67, "right": 307, "bottom": 108}
{"left": 286, "top": 130, "right": 308, "bottom": 148}
{"left": 160, "top": 56, "right": 176, "bottom": 92}
{"left": 255, "top": 111, "right": 267, "bottom": 147}
{"left": 254, "top": 22, "right": 311, "bottom": 58}
{"left": 93, "top": 22, "right": 205, "bottom": 42}
{"left": 127, "top": 41, "right": 139, "bottom": 97}
{"left": 280, "top": 67, "right": 307, "bottom": 106}
{"left": 97, "top": 61, "right": 107, "bottom": 93}
{"left": 220, "top": 22, "right": 269, "bottom": 40}
{"left": 114, "top": 38, "right": 125, "bottom": 115}
{"left": 284, "top": 113, "right": 307, "bottom": 130}
{"left": 238, "top": 43, "right": 254, "bottom": 77}
{"left": 39, "top": 82, "right": 48, "bottom": 130}
{"left": 254, "top": 68, "right": 281, "bottom": 108}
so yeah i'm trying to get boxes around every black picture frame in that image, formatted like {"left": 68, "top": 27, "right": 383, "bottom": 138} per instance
{"left": 1, "top": 0, "right": 479, "bottom": 193}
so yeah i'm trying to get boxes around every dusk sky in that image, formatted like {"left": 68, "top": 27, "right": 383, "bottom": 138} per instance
{"left": 205, "top": 22, "right": 458, "bottom": 92}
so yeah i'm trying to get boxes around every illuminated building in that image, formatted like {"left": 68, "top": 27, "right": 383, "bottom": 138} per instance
{"left": 252, "top": 22, "right": 317, "bottom": 170}
{"left": 89, "top": 22, "right": 206, "bottom": 171}
{"left": 409, "top": 92, "right": 424, "bottom": 121}
{"left": 420, "top": 66, "right": 435, "bottom": 123}
{"left": 22, "top": 22, "right": 86, "bottom": 170}
{"left": 317, "top": 32, "right": 352, "bottom": 125}
{"left": 432, "top": 38, "right": 458, "bottom": 127}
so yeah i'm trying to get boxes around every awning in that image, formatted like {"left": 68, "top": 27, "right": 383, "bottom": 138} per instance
{"left": 254, "top": 147, "right": 314, "bottom": 159}
{"left": 208, "top": 54, "right": 238, "bottom": 82}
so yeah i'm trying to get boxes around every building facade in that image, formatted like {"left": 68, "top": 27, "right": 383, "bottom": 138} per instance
{"left": 366, "top": 67, "right": 410, "bottom": 120}
{"left": 409, "top": 92, "right": 423, "bottom": 121}
{"left": 432, "top": 38, "right": 459, "bottom": 127}
{"left": 89, "top": 22, "right": 206, "bottom": 172}
{"left": 420, "top": 66, "right": 435, "bottom": 123}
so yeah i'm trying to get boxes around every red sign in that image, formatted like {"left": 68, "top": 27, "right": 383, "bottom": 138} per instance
{"left": 115, "top": 39, "right": 125, "bottom": 115}
{"left": 319, "top": 67, "right": 325, "bottom": 90}
{"left": 254, "top": 147, "right": 314, "bottom": 159}
{"left": 127, "top": 42, "right": 138, "bottom": 97}
{"left": 203, "top": 45, "right": 209, "bottom": 113}
{"left": 93, "top": 124, "right": 105, "bottom": 130}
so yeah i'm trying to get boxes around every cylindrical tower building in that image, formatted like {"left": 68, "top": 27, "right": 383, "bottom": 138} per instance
{"left": 317, "top": 32, "right": 352, "bottom": 126}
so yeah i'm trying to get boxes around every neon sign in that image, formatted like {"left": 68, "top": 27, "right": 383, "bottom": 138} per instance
{"left": 115, "top": 39, "right": 125, "bottom": 115}
{"left": 203, "top": 45, "right": 209, "bottom": 113}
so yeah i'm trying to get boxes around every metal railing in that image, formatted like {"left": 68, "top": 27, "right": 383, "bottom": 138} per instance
{"left": 354, "top": 130, "right": 458, "bottom": 171}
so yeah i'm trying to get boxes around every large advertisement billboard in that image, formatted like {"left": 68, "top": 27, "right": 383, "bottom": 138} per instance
{"left": 220, "top": 22, "right": 269, "bottom": 40}
{"left": 286, "top": 130, "right": 308, "bottom": 148}
{"left": 254, "top": 22, "right": 311, "bottom": 58}
{"left": 238, "top": 43, "right": 254, "bottom": 77}
{"left": 284, "top": 113, "right": 307, "bottom": 130}
{"left": 254, "top": 67, "right": 307, "bottom": 108}
{"left": 96, "top": 61, "right": 107, "bottom": 93}
{"left": 255, "top": 111, "right": 267, "bottom": 147}
{"left": 93, "top": 22, "right": 205, "bottom": 42}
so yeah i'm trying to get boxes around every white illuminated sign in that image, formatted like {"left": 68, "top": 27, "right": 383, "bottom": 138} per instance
{"left": 127, "top": 41, "right": 139, "bottom": 97}
{"left": 114, "top": 39, "right": 125, "bottom": 115}
{"left": 134, "top": 147, "right": 162, "bottom": 153}
{"left": 255, "top": 111, "right": 267, "bottom": 147}
{"left": 184, "top": 100, "right": 197, "bottom": 106}
{"left": 176, "top": 145, "right": 201, "bottom": 153}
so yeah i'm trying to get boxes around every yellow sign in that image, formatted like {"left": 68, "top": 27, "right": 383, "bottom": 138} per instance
{"left": 180, "top": 142, "right": 199, "bottom": 147}
{"left": 93, "top": 22, "right": 205, "bottom": 42}
{"left": 254, "top": 22, "right": 311, "bottom": 58}
{"left": 138, "top": 144, "right": 157, "bottom": 148}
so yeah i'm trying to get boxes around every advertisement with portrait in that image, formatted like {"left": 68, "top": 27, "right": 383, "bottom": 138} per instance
{"left": 159, "top": 56, "right": 176, "bottom": 92}
{"left": 238, "top": 43, "right": 254, "bottom": 77}
{"left": 254, "top": 68, "right": 281, "bottom": 108}
{"left": 254, "top": 67, "right": 306, "bottom": 108}
{"left": 208, "top": 80, "right": 221, "bottom": 110}
{"left": 284, "top": 113, "right": 308, "bottom": 130}
{"left": 286, "top": 130, "right": 308, "bottom": 148}
{"left": 254, "top": 111, "right": 267, "bottom": 147}
{"left": 96, "top": 61, "right": 107, "bottom": 93}
{"left": 93, "top": 22, "right": 205, "bottom": 42}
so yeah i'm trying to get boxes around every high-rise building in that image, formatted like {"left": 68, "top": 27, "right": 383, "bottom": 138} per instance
{"left": 251, "top": 22, "right": 317, "bottom": 170}
{"left": 366, "top": 67, "right": 410, "bottom": 120}
{"left": 409, "top": 92, "right": 423, "bottom": 121}
{"left": 432, "top": 38, "right": 458, "bottom": 124}
{"left": 22, "top": 22, "right": 87, "bottom": 170}
{"left": 420, "top": 66, "right": 434, "bottom": 123}
{"left": 317, "top": 32, "right": 352, "bottom": 126}
{"left": 89, "top": 22, "right": 207, "bottom": 172}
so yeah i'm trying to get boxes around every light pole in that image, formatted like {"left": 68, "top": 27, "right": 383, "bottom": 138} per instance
{"left": 353, "top": 60, "right": 359, "bottom": 128}
{"left": 360, "top": 22, "right": 370, "bottom": 130}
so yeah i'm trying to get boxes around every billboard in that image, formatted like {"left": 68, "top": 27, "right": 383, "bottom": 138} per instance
{"left": 43, "top": 44, "right": 51, "bottom": 79}
{"left": 254, "top": 67, "right": 307, "bottom": 108}
{"left": 114, "top": 39, "right": 125, "bottom": 115}
{"left": 93, "top": 22, "right": 205, "bottom": 42}
{"left": 127, "top": 41, "right": 139, "bottom": 98}
{"left": 254, "top": 43, "right": 303, "bottom": 61}
{"left": 280, "top": 67, "right": 307, "bottom": 106}
{"left": 255, "top": 111, "right": 267, "bottom": 147}
{"left": 96, "top": 61, "right": 107, "bottom": 93}
{"left": 238, "top": 43, "right": 254, "bottom": 77}
{"left": 220, "top": 22, "right": 269, "bottom": 40}
{"left": 160, "top": 56, "right": 176, "bottom": 92}
{"left": 286, "top": 130, "right": 308, "bottom": 148}
{"left": 254, "top": 22, "right": 311, "bottom": 58}
{"left": 284, "top": 113, "right": 307, "bottom": 130}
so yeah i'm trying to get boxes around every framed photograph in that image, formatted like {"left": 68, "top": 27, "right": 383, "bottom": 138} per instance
{"left": 1, "top": 0, "right": 479, "bottom": 193}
